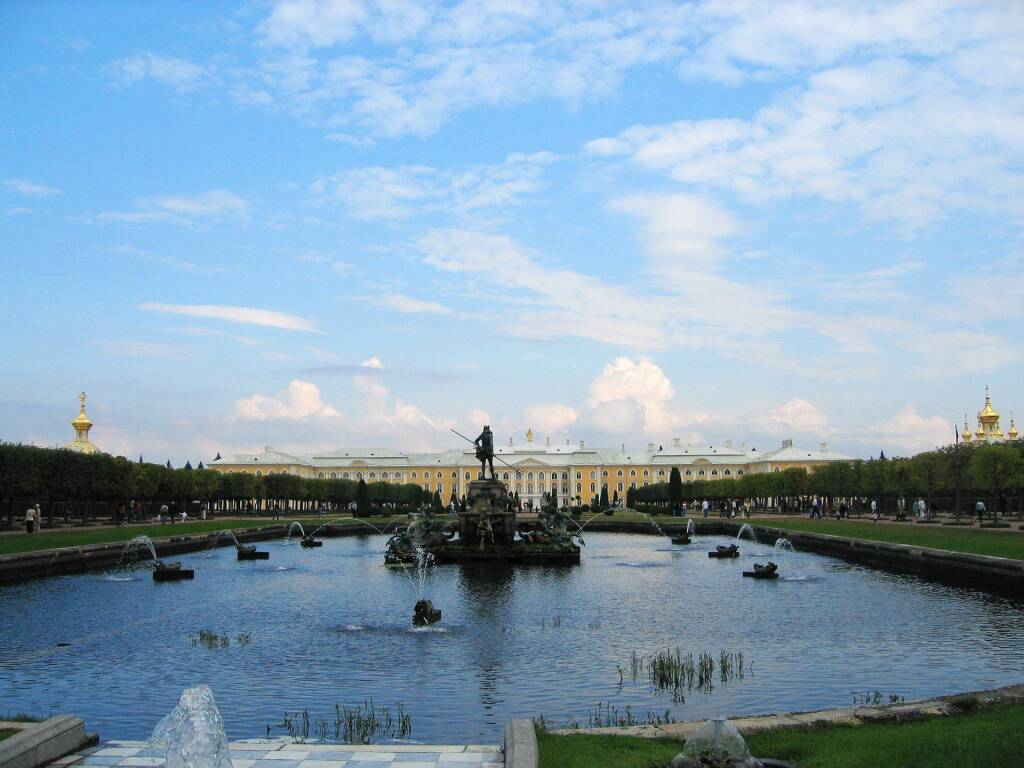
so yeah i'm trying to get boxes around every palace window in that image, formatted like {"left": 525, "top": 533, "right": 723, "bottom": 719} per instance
{"left": 602, "top": 470, "right": 608, "bottom": 477}
{"left": 256, "top": 471, "right": 262, "bottom": 477}
{"left": 630, "top": 469, "right": 637, "bottom": 477}
{"left": 451, "top": 471, "right": 457, "bottom": 478}
{"left": 590, "top": 471, "right": 595, "bottom": 479}
{"left": 738, "top": 470, "right": 744, "bottom": 476}
{"left": 711, "top": 470, "right": 717, "bottom": 476}
{"left": 576, "top": 483, "right": 582, "bottom": 493}
{"left": 318, "top": 472, "right": 324, "bottom": 478}
{"left": 330, "top": 473, "right": 336, "bottom": 479}
{"left": 527, "top": 484, "right": 534, "bottom": 493}
{"left": 424, "top": 483, "right": 430, "bottom": 491}
{"left": 617, "top": 482, "right": 624, "bottom": 492}
{"left": 562, "top": 472, "right": 568, "bottom": 480}
{"left": 343, "top": 472, "right": 350, "bottom": 479}
{"left": 658, "top": 469, "right": 665, "bottom": 477}
{"left": 528, "top": 472, "right": 534, "bottom": 479}
{"left": 724, "top": 470, "right": 731, "bottom": 476}
{"left": 576, "top": 472, "right": 582, "bottom": 479}
{"left": 412, "top": 472, "right": 418, "bottom": 479}
{"left": 437, "top": 472, "right": 442, "bottom": 479}
{"left": 698, "top": 470, "right": 705, "bottom": 476}
{"left": 357, "top": 472, "right": 363, "bottom": 479}
{"left": 685, "top": 470, "right": 691, "bottom": 476}
{"left": 381, "top": 472, "right": 388, "bottom": 479}
{"left": 465, "top": 472, "right": 471, "bottom": 480}
{"left": 369, "top": 472, "right": 375, "bottom": 479}
{"left": 630, "top": 482, "right": 636, "bottom": 489}
{"left": 562, "top": 484, "right": 569, "bottom": 494}
{"left": 590, "top": 482, "right": 596, "bottom": 493}
{"left": 502, "top": 472, "right": 509, "bottom": 480}
{"left": 643, "top": 469, "right": 649, "bottom": 476}
{"left": 617, "top": 469, "right": 623, "bottom": 477}
{"left": 516, "top": 472, "right": 522, "bottom": 479}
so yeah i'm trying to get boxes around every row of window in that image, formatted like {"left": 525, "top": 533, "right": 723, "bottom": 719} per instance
{"left": 294, "top": 466, "right": 745, "bottom": 481}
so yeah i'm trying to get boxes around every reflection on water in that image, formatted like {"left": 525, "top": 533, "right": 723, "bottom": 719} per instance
{"left": 1, "top": 533, "right": 1023, "bottom": 742}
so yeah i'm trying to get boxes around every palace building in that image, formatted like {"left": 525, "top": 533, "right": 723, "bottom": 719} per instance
{"left": 210, "top": 432, "right": 851, "bottom": 508}
{"left": 961, "top": 387, "right": 1017, "bottom": 444}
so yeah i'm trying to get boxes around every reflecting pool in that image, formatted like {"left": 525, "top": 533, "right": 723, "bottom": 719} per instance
{"left": 1, "top": 533, "right": 1022, "bottom": 742}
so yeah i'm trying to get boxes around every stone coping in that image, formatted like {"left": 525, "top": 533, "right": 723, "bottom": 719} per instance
{"left": 551, "top": 682, "right": 1024, "bottom": 740}
{"left": 53, "top": 738, "right": 502, "bottom": 768}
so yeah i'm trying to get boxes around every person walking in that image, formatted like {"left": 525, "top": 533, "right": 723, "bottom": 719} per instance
{"left": 701, "top": 499, "right": 709, "bottom": 518}
{"left": 918, "top": 498, "right": 927, "bottom": 520}
{"left": 976, "top": 499, "right": 986, "bottom": 523}
{"left": 870, "top": 499, "right": 879, "bottom": 522}
{"left": 25, "top": 505, "right": 36, "bottom": 534}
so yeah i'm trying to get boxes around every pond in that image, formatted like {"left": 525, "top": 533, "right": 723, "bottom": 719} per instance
{"left": 1, "top": 532, "right": 1022, "bottom": 743}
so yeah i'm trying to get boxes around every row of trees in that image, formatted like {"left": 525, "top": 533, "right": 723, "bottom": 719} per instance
{"left": 0, "top": 443, "right": 432, "bottom": 527}
{"left": 630, "top": 440, "right": 1024, "bottom": 517}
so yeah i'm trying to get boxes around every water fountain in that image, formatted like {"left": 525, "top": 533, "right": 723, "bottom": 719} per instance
{"left": 774, "top": 537, "right": 795, "bottom": 554}
{"left": 671, "top": 718, "right": 765, "bottom": 768}
{"left": 119, "top": 535, "right": 158, "bottom": 567}
{"left": 118, "top": 535, "right": 194, "bottom": 581}
{"left": 285, "top": 520, "right": 322, "bottom": 547}
{"left": 736, "top": 523, "right": 758, "bottom": 544}
{"left": 149, "top": 685, "right": 232, "bottom": 768}
{"left": 206, "top": 530, "right": 269, "bottom": 560}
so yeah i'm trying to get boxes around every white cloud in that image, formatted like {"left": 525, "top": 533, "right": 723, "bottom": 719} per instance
{"left": 139, "top": 303, "right": 320, "bottom": 332}
{"left": 523, "top": 403, "right": 578, "bottom": 434}
{"left": 4, "top": 178, "right": 60, "bottom": 197}
{"left": 109, "top": 53, "right": 206, "bottom": 89}
{"left": 6, "top": 207, "right": 32, "bottom": 216}
{"left": 360, "top": 356, "right": 384, "bottom": 368}
{"left": 171, "top": 326, "right": 262, "bottom": 347}
{"left": 235, "top": 380, "right": 342, "bottom": 420}
{"left": 866, "top": 404, "right": 952, "bottom": 455}
{"left": 310, "top": 152, "right": 557, "bottom": 220}
{"left": 378, "top": 294, "right": 453, "bottom": 315}
{"left": 98, "top": 190, "right": 250, "bottom": 226}
{"left": 758, "top": 397, "right": 829, "bottom": 436}
{"left": 586, "top": 357, "right": 681, "bottom": 434}
{"left": 96, "top": 339, "right": 191, "bottom": 358}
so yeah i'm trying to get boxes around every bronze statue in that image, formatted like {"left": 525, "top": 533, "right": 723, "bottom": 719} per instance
{"left": 474, "top": 425, "right": 495, "bottom": 479}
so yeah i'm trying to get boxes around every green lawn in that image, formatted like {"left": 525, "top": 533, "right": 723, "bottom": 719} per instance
{"left": 539, "top": 704, "right": 1024, "bottom": 768}
{"left": 0, "top": 729, "right": 19, "bottom": 741}
{"left": 0, "top": 516, "right": 406, "bottom": 556}
{"left": 607, "top": 511, "right": 1024, "bottom": 561}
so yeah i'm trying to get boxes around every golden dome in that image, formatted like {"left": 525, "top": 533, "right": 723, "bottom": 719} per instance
{"left": 1010, "top": 412, "right": 1018, "bottom": 440}
{"left": 978, "top": 386, "right": 999, "bottom": 423}
{"left": 962, "top": 414, "right": 972, "bottom": 441}
{"left": 65, "top": 392, "right": 100, "bottom": 454}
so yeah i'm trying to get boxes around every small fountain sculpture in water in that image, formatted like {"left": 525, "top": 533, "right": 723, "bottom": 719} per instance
{"left": 149, "top": 685, "right": 232, "bottom": 768}
{"left": 153, "top": 560, "right": 195, "bottom": 581}
{"left": 413, "top": 599, "right": 442, "bottom": 625}
{"left": 708, "top": 544, "right": 739, "bottom": 559}
{"left": 743, "top": 562, "right": 779, "bottom": 579}
{"left": 236, "top": 544, "right": 270, "bottom": 560}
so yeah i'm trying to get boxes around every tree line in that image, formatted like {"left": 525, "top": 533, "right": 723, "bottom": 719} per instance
{"left": 0, "top": 443, "right": 429, "bottom": 527}
{"left": 629, "top": 440, "right": 1024, "bottom": 518}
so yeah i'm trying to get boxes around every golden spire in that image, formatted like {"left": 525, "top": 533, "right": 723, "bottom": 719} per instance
{"left": 1010, "top": 411, "right": 1018, "bottom": 440}
{"left": 66, "top": 392, "right": 100, "bottom": 454}
{"left": 526, "top": 428, "right": 534, "bottom": 443}
{"left": 962, "top": 413, "right": 972, "bottom": 441}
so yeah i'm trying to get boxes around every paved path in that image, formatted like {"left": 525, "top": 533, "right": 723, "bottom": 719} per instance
{"left": 52, "top": 739, "right": 503, "bottom": 768}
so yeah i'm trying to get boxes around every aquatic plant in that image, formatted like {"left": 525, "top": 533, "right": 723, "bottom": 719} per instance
{"left": 270, "top": 701, "right": 412, "bottom": 744}
{"left": 627, "top": 648, "right": 747, "bottom": 703}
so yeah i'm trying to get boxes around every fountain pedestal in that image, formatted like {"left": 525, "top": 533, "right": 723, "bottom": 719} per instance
{"left": 457, "top": 478, "right": 516, "bottom": 547}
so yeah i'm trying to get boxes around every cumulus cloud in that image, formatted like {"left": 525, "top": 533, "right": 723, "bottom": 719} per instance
{"left": 865, "top": 404, "right": 952, "bottom": 455}
{"left": 360, "top": 356, "right": 384, "bottom": 368}
{"left": 109, "top": 53, "right": 206, "bottom": 89}
{"left": 586, "top": 357, "right": 681, "bottom": 434}
{"left": 523, "top": 403, "right": 579, "bottom": 433}
{"left": 139, "top": 303, "right": 320, "bottom": 332}
{"left": 757, "top": 398, "right": 829, "bottom": 436}
{"left": 234, "top": 379, "right": 342, "bottom": 420}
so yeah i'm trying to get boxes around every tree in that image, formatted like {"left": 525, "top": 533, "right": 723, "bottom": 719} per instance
{"left": 356, "top": 478, "right": 370, "bottom": 516}
{"left": 431, "top": 490, "right": 443, "bottom": 511}
{"left": 669, "top": 467, "right": 683, "bottom": 512}
{"left": 599, "top": 485, "right": 609, "bottom": 509}
{"left": 910, "top": 451, "right": 943, "bottom": 509}
{"left": 969, "top": 445, "right": 1022, "bottom": 520}
{"left": 938, "top": 442, "right": 973, "bottom": 520}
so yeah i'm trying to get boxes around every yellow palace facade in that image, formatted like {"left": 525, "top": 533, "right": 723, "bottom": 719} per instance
{"left": 211, "top": 432, "right": 851, "bottom": 508}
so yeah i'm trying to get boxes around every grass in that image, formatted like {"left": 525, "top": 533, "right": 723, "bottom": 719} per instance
{"left": 0, "top": 516, "right": 407, "bottom": 557}
{"left": 538, "top": 703, "right": 1024, "bottom": 768}
{"left": 608, "top": 510, "right": 1024, "bottom": 561}
{"left": 0, "top": 729, "right": 19, "bottom": 741}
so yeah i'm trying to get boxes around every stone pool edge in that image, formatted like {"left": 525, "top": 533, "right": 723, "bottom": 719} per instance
{"left": 550, "top": 680, "right": 1024, "bottom": 740}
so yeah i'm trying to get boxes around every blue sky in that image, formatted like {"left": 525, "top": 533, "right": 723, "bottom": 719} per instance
{"left": 2, "top": 0, "right": 1022, "bottom": 464}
